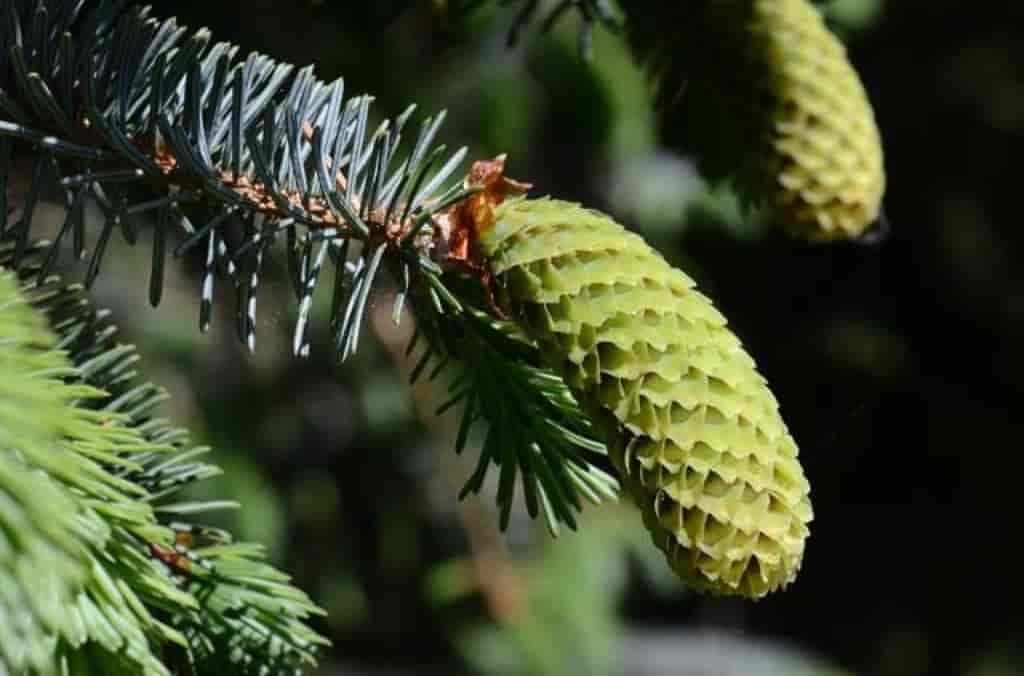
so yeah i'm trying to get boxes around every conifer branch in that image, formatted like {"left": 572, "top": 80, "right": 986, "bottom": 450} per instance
{"left": 1, "top": 0, "right": 618, "bottom": 552}
{"left": 454, "top": 0, "right": 620, "bottom": 57}
{"left": 0, "top": 0, "right": 472, "bottom": 358}
{"left": 1, "top": 241, "right": 328, "bottom": 675}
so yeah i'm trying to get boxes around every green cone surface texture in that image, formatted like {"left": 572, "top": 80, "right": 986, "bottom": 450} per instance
{"left": 479, "top": 198, "right": 812, "bottom": 598}
{"left": 707, "top": 0, "right": 885, "bottom": 240}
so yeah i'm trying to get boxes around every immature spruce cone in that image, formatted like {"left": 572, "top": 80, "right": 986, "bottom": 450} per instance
{"left": 711, "top": 0, "right": 886, "bottom": 240}
{"left": 632, "top": 0, "right": 885, "bottom": 240}
{"left": 477, "top": 198, "right": 812, "bottom": 598}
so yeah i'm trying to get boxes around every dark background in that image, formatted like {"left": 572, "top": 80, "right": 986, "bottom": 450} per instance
{"left": 89, "top": 1, "right": 1023, "bottom": 674}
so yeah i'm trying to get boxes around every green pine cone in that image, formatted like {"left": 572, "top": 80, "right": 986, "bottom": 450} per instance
{"left": 706, "top": 0, "right": 886, "bottom": 240}
{"left": 477, "top": 197, "right": 812, "bottom": 598}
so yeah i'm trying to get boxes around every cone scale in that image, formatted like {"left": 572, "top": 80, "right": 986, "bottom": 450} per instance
{"left": 477, "top": 197, "right": 813, "bottom": 598}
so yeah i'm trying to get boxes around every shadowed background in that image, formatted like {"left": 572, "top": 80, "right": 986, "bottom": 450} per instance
{"left": 60, "top": 1, "right": 1020, "bottom": 674}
